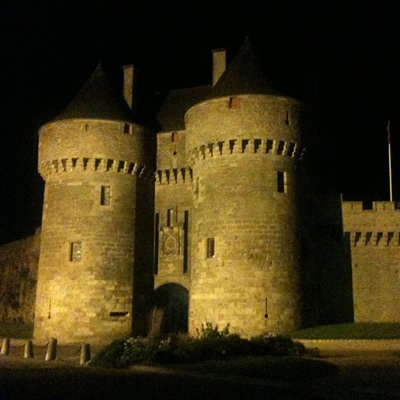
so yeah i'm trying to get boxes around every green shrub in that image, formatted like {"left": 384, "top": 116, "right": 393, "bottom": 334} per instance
{"left": 91, "top": 325, "right": 304, "bottom": 369}
{"left": 91, "top": 339, "right": 126, "bottom": 368}
{"left": 196, "top": 322, "right": 231, "bottom": 338}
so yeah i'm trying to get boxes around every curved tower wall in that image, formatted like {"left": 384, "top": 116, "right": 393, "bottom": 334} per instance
{"left": 34, "top": 119, "right": 153, "bottom": 344}
{"left": 185, "top": 95, "right": 311, "bottom": 336}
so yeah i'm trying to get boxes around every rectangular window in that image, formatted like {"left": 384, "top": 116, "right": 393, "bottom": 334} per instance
{"left": 70, "top": 242, "right": 82, "bottom": 262}
{"left": 228, "top": 96, "right": 240, "bottom": 109}
{"left": 123, "top": 124, "right": 130, "bottom": 134}
{"left": 101, "top": 186, "right": 111, "bottom": 205}
{"left": 277, "top": 171, "right": 287, "bottom": 193}
{"left": 206, "top": 238, "right": 215, "bottom": 258}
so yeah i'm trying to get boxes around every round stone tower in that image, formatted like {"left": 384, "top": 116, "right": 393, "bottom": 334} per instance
{"left": 186, "top": 40, "right": 314, "bottom": 337}
{"left": 34, "top": 65, "right": 154, "bottom": 344}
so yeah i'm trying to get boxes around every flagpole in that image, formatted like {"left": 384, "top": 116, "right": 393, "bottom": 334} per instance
{"left": 388, "top": 120, "right": 393, "bottom": 202}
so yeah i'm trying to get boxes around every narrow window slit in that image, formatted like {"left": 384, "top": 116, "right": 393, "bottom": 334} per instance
{"left": 154, "top": 213, "right": 159, "bottom": 275}
{"left": 167, "top": 209, "right": 174, "bottom": 227}
{"left": 285, "top": 110, "right": 291, "bottom": 125}
{"left": 100, "top": 186, "right": 111, "bottom": 206}
{"left": 183, "top": 211, "right": 189, "bottom": 273}
{"left": 206, "top": 238, "right": 215, "bottom": 258}
{"left": 70, "top": 242, "right": 82, "bottom": 262}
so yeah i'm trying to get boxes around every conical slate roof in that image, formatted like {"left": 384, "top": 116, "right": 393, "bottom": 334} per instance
{"left": 54, "top": 64, "right": 134, "bottom": 122}
{"left": 210, "top": 38, "right": 281, "bottom": 98}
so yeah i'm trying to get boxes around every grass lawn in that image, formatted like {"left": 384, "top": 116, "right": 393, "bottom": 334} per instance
{"left": 0, "top": 323, "right": 33, "bottom": 339}
{"left": 287, "top": 323, "right": 400, "bottom": 340}
{"left": 171, "top": 356, "right": 339, "bottom": 381}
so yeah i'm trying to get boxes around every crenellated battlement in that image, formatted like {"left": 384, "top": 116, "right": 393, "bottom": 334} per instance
{"left": 156, "top": 167, "right": 193, "bottom": 185}
{"left": 39, "top": 157, "right": 153, "bottom": 180}
{"left": 342, "top": 201, "right": 400, "bottom": 213}
{"left": 188, "top": 138, "right": 305, "bottom": 163}
{"left": 345, "top": 231, "right": 400, "bottom": 247}
{"left": 342, "top": 201, "right": 400, "bottom": 248}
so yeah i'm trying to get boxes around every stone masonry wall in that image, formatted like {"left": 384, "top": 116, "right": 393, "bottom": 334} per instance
{"left": 0, "top": 229, "right": 40, "bottom": 324}
{"left": 155, "top": 131, "right": 192, "bottom": 290}
{"left": 342, "top": 201, "right": 400, "bottom": 322}
{"left": 186, "top": 95, "right": 310, "bottom": 337}
{"left": 35, "top": 119, "right": 154, "bottom": 344}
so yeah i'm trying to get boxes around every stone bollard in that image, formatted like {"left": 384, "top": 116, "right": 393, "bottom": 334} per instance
{"left": 80, "top": 343, "right": 91, "bottom": 365}
{"left": 0, "top": 338, "right": 10, "bottom": 355}
{"left": 24, "top": 340, "right": 34, "bottom": 359}
{"left": 45, "top": 338, "right": 57, "bottom": 361}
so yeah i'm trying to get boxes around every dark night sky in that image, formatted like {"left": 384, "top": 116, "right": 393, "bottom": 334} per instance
{"left": 1, "top": 0, "right": 400, "bottom": 245}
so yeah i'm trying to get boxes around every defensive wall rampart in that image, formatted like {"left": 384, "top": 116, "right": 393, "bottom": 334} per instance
{"left": 342, "top": 201, "right": 400, "bottom": 322}
{"left": 0, "top": 229, "right": 40, "bottom": 324}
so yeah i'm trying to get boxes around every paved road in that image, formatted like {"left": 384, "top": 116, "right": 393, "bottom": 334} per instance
{"left": 1, "top": 350, "right": 400, "bottom": 400}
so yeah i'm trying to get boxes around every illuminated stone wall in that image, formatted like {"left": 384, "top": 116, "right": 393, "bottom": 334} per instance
{"left": 154, "top": 131, "right": 192, "bottom": 291}
{"left": 184, "top": 95, "right": 312, "bottom": 337}
{"left": 0, "top": 229, "right": 40, "bottom": 324}
{"left": 34, "top": 119, "right": 154, "bottom": 344}
{"left": 342, "top": 201, "right": 400, "bottom": 322}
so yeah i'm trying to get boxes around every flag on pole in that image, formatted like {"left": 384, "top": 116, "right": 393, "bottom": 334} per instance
{"left": 388, "top": 120, "right": 393, "bottom": 202}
